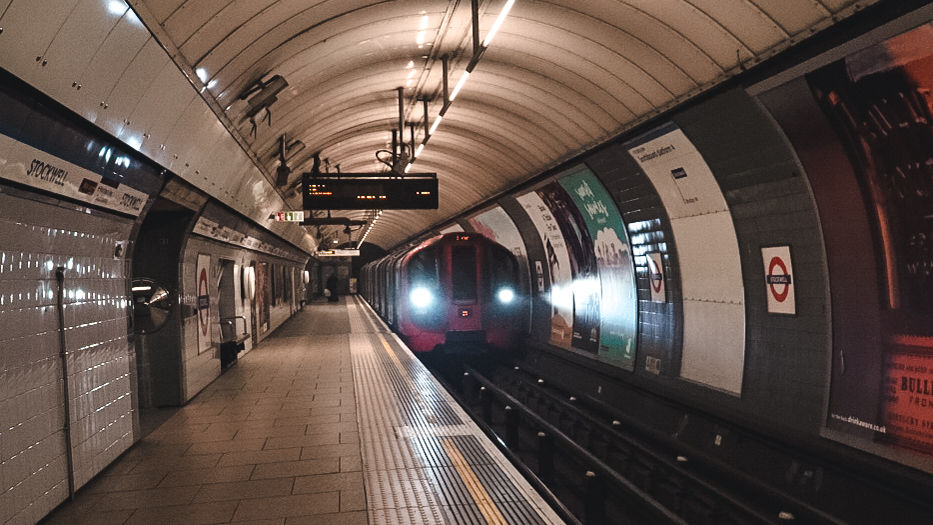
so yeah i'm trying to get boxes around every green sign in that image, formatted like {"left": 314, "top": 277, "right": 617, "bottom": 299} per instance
{"left": 560, "top": 167, "right": 638, "bottom": 369}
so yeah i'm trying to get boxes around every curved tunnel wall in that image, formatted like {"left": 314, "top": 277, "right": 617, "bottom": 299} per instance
{"left": 442, "top": 9, "right": 933, "bottom": 477}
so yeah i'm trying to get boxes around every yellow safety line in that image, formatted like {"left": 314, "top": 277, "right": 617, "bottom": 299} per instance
{"left": 442, "top": 437, "right": 509, "bottom": 525}
{"left": 378, "top": 331, "right": 505, "bottom": 522}
{"left": 376, "top": 333, "right": 438, "bottom": 424}
{"left": 377, "top": 332, "right": 406, "bottom": 373}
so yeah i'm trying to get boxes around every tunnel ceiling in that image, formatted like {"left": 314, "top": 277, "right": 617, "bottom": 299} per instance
{"left": 131, "top": 0, "right": 876, "bottom": 250}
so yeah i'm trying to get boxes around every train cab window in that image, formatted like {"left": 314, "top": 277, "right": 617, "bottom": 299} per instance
{"left": 408, "top": 246, "right": 439, "bottom": 288}
{"left": 451, "top": 245, "right": 477, "bottom": 302}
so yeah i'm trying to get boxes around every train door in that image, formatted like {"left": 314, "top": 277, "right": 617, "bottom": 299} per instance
{"left": 386, "top": 254, "right": 397, "bottom": 325}
{"left": 391, "top": 255, "right": 405, "bottom": 328}
{"left": 448, "top": 241, "right": 483, "bottom": 333}
{"left": 377, "top": 259, "right": 388, "bottom": 315}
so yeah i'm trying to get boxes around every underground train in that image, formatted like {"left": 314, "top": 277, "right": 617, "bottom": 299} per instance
{"left": 361, "top": 232, "right": 524, "bottom": 352}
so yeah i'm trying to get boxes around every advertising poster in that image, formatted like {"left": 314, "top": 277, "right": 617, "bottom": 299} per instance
{"left": 802, "top": 22, "right": 933, "bottom": 466}
{"left": 439, "top": 223, "right": 464, "bottom": 234}
{"left": 516, "top": 191, "right": 574, "bottom": 349}
{"left": 537, "top": 182, "right": 600, "bottom": 353}
{"left": 196, "top": 254, "right": 212, "bottom": 354}
{"left": 255, "top": 262, "right": 270, "bottom": 334}
{"left": 468, "top": 205, "right": 529, "bottom": 275}
{"left": 468, "top": 206, "right": 532, "bottom": 316}
{"left": 559, "top": 167, "right": 638, "bottom": 369}
{"left": 627, "top": 123, "right": 746, "bottom": 395}
{"left": 882, "top": 351, "right": 933, "bottom": 455}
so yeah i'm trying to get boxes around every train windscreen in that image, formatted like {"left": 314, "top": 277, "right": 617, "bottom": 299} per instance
{"left": 408, "top": 246, "right": 439, "bottom": 288}
{"left": 452, "top": 245, "right": 477, "bottom": 302}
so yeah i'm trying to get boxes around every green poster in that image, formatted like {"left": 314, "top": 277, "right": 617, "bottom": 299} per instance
{"left": 559, "top": 167, "right": 638, "bottom": 369}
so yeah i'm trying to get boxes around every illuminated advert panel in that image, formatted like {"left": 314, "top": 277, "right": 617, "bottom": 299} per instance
{"left": 302, "top": 174, "right": 438, "bottom": 210}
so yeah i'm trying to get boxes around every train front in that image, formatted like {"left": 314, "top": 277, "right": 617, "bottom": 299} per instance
{"left": 402, "top": 233, "right": 523, "bottom": 352}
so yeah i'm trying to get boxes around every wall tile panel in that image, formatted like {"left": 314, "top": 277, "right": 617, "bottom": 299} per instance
{"left": 0, "top": 191, "right": 136, "bottom": 524}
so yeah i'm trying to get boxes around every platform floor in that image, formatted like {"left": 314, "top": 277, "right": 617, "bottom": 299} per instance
{"left": 43, "top": 296, "right": 561, "bottom": 524}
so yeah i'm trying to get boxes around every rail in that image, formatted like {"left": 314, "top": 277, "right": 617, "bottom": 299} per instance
{"left": 501, "top": 366, "right": 843, "bottom": 524}
{"left": 220, "top": 316, "right": 248, "bottom": 342}
{"left": 463, "top": 366, "right": 688, "bottom": 525}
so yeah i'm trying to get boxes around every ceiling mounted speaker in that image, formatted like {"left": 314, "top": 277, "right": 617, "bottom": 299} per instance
{"left": 276, "top": 164, "right": 291, "bottom": 186}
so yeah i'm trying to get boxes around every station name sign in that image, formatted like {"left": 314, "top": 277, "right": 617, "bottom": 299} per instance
{"left": 0, "top": 133, "right": 149, "bottom": 216}
{"left": 302, "top": 173, "right": 438, "bottom": 210}
{"left": 315, "top": 249, "right": 360, "bottom": 257}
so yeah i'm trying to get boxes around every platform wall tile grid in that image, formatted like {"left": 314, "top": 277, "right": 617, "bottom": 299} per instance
{"left": 0, "top": 192, "right": 136, "bottom": 525}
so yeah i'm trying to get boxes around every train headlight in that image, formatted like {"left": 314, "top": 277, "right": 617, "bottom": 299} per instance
{"left": 496, "top": 287, "right": 515, "bottom": 304}
{"left": 410, "top": 286, "right": 434, "bottom": 309}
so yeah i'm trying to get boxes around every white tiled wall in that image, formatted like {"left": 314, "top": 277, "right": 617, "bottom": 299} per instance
{"left": 0, "top": 0, "right": 316, "bottom": 255}
{"left": 0, "top": 191, "right": 136, "bottom": 525}
{"left": 179, "top": 236, "right": 301, "bottom": 403}
{"left": 180, "top": 238, "right": 245, "bottom": 402}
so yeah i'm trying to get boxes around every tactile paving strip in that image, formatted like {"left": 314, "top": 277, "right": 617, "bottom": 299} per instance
{"left": 348, "top": 298, "right": 561, "bottom": 524}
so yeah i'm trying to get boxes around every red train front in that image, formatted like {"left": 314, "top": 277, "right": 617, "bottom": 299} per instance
{"left": 361, "top": 233, "right": 523, "bottom": 352}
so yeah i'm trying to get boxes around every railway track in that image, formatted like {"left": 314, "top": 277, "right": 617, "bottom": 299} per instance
{"left": 426, "top": 351, "right": 846, "bottom": 524}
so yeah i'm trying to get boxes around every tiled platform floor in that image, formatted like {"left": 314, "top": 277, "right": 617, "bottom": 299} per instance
{"left": 44, "top": 299, "right": 364, "bottom": 525}
{"left": 43, "top": 296, "right": 560, "bottom": 525}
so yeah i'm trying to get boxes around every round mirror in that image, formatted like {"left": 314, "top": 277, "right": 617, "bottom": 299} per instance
{"left": 132, "top": 278, "right": 173, "bottom": 334}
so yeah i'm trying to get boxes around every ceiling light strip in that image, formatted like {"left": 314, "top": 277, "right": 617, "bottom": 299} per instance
{"left": 448, "top": 72, "right": 470, "bottom": 101}
{"left": 483, "top": 0, "right": 515, "bottom": 47}
{"left": 408, "top": 0, "right": 514, "bottom": 168}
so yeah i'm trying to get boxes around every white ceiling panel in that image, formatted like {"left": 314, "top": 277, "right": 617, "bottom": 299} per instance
{"left": 117, "top": 0, "right": 878, "bottom": 249}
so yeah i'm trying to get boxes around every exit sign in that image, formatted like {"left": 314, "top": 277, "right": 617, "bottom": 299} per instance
{"left": 274, "top": 211, "right": 305, "bottom": 222}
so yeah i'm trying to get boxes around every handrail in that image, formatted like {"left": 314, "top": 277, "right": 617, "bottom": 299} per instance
{"left": 221, "top": 316, "right": 248, "bottom": 335}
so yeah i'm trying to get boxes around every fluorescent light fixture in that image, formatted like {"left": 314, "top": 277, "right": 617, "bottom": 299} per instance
{"left": 131, "top": 285, "right": 152, "bottom": 292}
{"left": 404, "top": 163, "right": 412, "bottom": 173}
{"left": 429, "top": 115, "right": 442, "bottom": 134}
{"left": 108, "top": 1, "right": 128, "bottom": 15}
{"left": 449, "top": 71, "right": 470, "bottom": 101}
{"left": 196, "top": 67, "right": 209, "bottom": 83}
{"left": 415, "top": 143, "right": 425, "bottom": 157}
{"left": 483, "top": 0, "right": 515, "bottom": 47}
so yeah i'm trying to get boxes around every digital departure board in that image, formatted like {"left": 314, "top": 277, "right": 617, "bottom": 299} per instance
{"left": 302, "top": 174, "right": 438, "bottom": 210}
